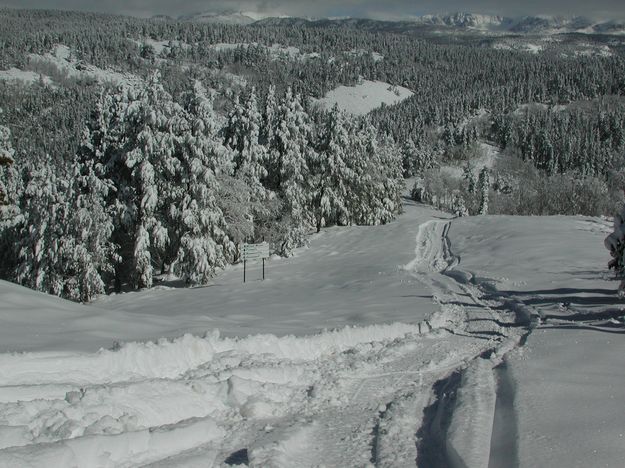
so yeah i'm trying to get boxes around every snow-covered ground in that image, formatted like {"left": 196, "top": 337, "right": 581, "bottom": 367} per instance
{"left": 0, "top": 68, "right": 53, "bottom": 86}
{"left": 26, "top": 44, "right": 142, "bottom": 88}
{"left": 312, "top": 80, "right": 413, "bottom": 115}
{"left": 209, "top": 43, "right": 319, "bottom": 61}
{"left": 449, "top": 215, "right": 625, "bottom": 467}
{"left": 1, "top": 198, "right": 623, "bottom": 467}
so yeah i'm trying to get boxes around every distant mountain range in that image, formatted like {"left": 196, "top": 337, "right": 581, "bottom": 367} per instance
{"left": 165, "top": 11, "right": 625, "bottom": 35}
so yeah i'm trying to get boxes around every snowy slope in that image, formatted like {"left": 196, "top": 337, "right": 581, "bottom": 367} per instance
{"left": 1, "top": 201, "right": 623, "bottom": 466}
{"left": 26, "top": 44, "right": 141, "bottom": 88}
{"left": 94, "top": 201, "right": 443, "bottom": 345}
{"left": 449, "top": 215, "right": 625, "bottom": 468}
{"left": 312, "top": 80, "right": 413, "bottom": 116}
{"left": 1, "top": 201, "right": 440, "bottom": 353}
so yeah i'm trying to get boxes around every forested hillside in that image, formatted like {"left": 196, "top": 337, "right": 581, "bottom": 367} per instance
{"left": 0, "top": 8, "right": 624, "bottom": 301}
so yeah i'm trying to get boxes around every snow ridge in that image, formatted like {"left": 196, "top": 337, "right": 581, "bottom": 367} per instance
{"left": 0, "top": 322, "right": 430, "bottom": 388}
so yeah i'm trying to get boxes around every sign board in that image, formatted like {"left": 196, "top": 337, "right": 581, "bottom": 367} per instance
{"left": 243, "top": 242, "right": 270, "bottom": 261}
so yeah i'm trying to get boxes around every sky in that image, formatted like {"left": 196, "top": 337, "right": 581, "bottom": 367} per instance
{"left": 1, "top": 0, "right": 624, "bottom": 21}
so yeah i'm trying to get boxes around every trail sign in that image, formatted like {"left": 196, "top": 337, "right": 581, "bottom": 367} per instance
{"left": 243, "top": 242, "right": 269, "bottom": 261}
{"left": 242, "top": 242, "right": 270, "bottom": 282}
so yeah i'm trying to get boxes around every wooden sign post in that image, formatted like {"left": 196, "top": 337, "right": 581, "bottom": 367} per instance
{"left": 242, "top": 242, "right": 270, "bottom": 282}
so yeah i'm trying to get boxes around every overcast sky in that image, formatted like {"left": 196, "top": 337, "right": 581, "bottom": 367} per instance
{"left": 1, "top": 0, "right": 624, "bottom": 20}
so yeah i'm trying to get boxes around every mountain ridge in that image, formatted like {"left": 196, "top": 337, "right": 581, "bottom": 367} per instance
{"left": 175, "top": 10, "right": 625, "bottom": 35}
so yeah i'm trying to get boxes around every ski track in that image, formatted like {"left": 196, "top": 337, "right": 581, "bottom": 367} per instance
{"left": 0, "top": 218, "right": 531, "bottom": 467}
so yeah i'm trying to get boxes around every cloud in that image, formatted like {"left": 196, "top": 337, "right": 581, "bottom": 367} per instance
{"left": 1, "top": 0, "right": 624, "bottom": 20}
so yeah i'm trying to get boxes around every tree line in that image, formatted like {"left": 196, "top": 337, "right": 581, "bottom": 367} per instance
{"left": 0, "top": 74, "right": 403, "bottom": 301}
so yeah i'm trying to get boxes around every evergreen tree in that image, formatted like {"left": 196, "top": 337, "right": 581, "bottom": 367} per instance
{"left": 174, "top": 81, "right": 235, "bottom": 283}
{"left": 14, "top": 161, "right": 67, "bottom": 295}
{"left": 273, "top": 88, "right": 314, "bottom": 254}
{"left": 57, "top": 157, "right": 119, "bottom": 301}
{"left": 0, "top": 121, "right": 18, "bottom": 226}
{"left": 226, "top": 88, "right": 268, "bottom": 203}
{"left": 225, "top": 88, "right": 270, "bottom": 242}
{"left": 451, "top": 190, "right": 469, "bottom": 217}
{"left": 312, "top": 105, "right": 353, "bottom": 230}
{"left": 367, "top": 132, "right": 404, "bottom": 224}
{"left": 462, "top": 162, "right": 477, "bottom": 194}
{"left": 97, "top": 72, "right": 186, "bottom": 289}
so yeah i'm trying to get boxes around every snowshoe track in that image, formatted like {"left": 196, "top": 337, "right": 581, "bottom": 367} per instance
{"left": 0, "top": 217, "right": 530, "bottom": 467}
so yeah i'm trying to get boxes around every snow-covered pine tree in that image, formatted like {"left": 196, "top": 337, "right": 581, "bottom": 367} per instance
{"left": 174, "top": 81, "right": 235, "bottom": 284}
{"left": 478, "top": 166, "right": 490, "bottom": 215}
{"left": 225, "top": 88, "right": 271, "bottom": 243}
{"left": 272, "top": 88, "right": 314, "bottom": 254}
{"left": 14, "top": 161, "right": 68, "bottom": 296}
{"left": 348, "top": 123, "right": 400, "bottom": 225}
{"left": 0, "top": 121, "right": 19, "bottom": 226}
{"left": 401, "top": 137, "right": 419, "bottom": 177}
{"left": 347, "top": 120, "right": 376, "bottom": 224}
{"left": 312, "top": 104, "right": 354, "bottom": 231}
{"left": 363, "top": 131, "right": 404, "bottom": 224}
{"left": 56, "top": 157, "right": 119, "bottom": 302}
{"left": 225, "top": 88, "right": 268, "bottom": 203}
{"left": 451, "top": 190, "right": 469, "bottom": 217}
{"left": 99, "top": 72, "right": 186, "bottom": 289}
{"left": 260, "top": 85, "right": 281, "bottom": 195}
{"left": 0, "top": 124, "right": 13, "bottom": 205}
{"left": 0, "top": 120, "right": 20, "bottom": 278}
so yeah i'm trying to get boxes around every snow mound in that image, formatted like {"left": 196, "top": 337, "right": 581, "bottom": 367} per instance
{"left": 0, "top": 322, "right": 429, "bottom": 387}
{"left": 312, "top": 80, "right": 413, "bottom": 115}
{"left": 446, "top": 358, "right": 496, "bottom": 468}
{"left": 0, "top": 417, "right": 223, "bottom": 467}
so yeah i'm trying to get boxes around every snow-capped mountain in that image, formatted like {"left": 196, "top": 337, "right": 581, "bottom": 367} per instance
{"left": 231, "top": 11, "right": 625, "bottom": 35}
{"left": 410, "top": 13, "right": 623, "bottom": 34}
{"left": 416, "top": 12, "right": 506, "bottom": 29}
{"left": 178, "top": 10, "right": 287, "bottom": 25}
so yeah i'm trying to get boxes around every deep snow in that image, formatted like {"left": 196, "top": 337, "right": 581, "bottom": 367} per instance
{"left": 1, "top": 202, "right": 623, "bottom": 467}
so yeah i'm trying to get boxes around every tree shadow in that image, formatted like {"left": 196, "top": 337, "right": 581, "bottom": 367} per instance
{"left": 522, "top": 296, "right": 620, "bottom": 307}
{"left": 539, "top": 324, "right": 625, "bottom": 334}
{"left": 493, "top": 287, "right": 616, "bottom": 297}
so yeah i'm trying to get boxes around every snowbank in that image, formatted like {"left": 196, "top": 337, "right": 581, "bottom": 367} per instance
{"left": 0, "top": 322, "right": 429, "bottom": 387}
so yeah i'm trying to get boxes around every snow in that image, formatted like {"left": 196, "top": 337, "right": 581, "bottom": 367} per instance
{"left": 312, "top": 80, "right": 414, "bottom": 116}
{"left": 209, "top": 43, "right": 319, "bottom": 61}
{"left": 493, "top": 41, "right": 544, "bottom": 54}
{"left": 27, "top": 44, "right": 141, "bottom": 88}
{"left": 1, "top": 197, "right": 623, "bottom": 466}
{"left": 448, "top": 215, "right": 624, "bottom": 468}
{"left": 132, "top": 39, "right": 189, "bottom": 56}
{"left": 348, "top": 49, "right": 384, "bottom": 62}
{"left": 0, "top": 68, "right": 52, "bottom": 86}
{"left": 446, "top": 358, "right": 496, "bottom": 468}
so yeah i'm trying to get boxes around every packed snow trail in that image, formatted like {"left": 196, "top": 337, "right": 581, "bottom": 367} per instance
{"left": 0, "top": 209, "right": 531, "bottom": 467}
